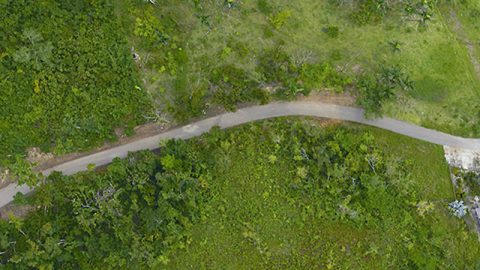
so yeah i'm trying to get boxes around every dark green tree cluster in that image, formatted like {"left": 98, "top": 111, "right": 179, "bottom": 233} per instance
{"left": 0, "top": 148, "right": 208, "bottom": 269}
{"left": 0, "top": 0, "right": 153, "bottom": 168}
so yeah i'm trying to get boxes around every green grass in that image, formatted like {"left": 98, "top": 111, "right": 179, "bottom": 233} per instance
{"left": 367, "top": 127, "right": 453, "bottom": 200}
{"left": 115, "top": 0, "right": 480, "bottom": 137}
{"left": 167, "top": 119, "right": 479, "bottom": 269}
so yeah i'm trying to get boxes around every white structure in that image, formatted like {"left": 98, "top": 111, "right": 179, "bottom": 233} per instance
{"left": 444, "top": 146, "right": 480, "bottom": 171}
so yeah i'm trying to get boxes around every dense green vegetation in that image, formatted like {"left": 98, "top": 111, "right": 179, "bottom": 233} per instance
{"left": 0, "top": 1, "right": 153, "bottom": 169}
{"left": 1, "top": 119, "right": 478, "bottom": 269}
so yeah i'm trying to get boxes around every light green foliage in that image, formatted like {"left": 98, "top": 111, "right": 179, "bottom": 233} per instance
{"left": 134, "top": 8, "right": 168, "bottom": 44}
{"left": 268, "top": 9, "right": 292, "bottom": 29}
{"left": 2, "top": 120, "right": 479, "bottom": 268}
{"left": 10, "top": 156, "right": 40, "bottom": 187}
{"left": 453, "top": 169, "right": 480, "bottom": 196}
{"left": 170, "top": 120, "right": 479, "bottom": 268}
{"left": 340, "top": 0, "right": 437, "bottom": 26}
{"left": 300, "top": 63, "right": 352, "bottom": 93}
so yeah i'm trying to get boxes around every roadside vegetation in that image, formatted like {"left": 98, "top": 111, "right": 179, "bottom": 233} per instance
{"left": 1, "top": 119, "right": 478, "bottom": 269}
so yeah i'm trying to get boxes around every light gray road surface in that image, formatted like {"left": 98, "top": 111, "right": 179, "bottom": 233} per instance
{"left": 2, "top": 101, "right": 480, "bottom": 208}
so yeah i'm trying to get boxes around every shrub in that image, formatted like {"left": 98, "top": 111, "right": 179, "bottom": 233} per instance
{"left": 256, "top": 49, "right": 302, "bottom": 98}
{"left": 356, "top": 66, "right": 413, "bottom": 116}
{"left": 300, "top": 63, "right": 352, "bottom": 93}
{"left": 210, "top": 65, "right": 268, "bottom": 110}
{"left": 322, "top": 25, "right": 340, "bottom": 38}
{"left": 168, "top": 85, "right": 207, "bottom": 122}
{"left": 257, "top": 0, "right": 273, "bottom": 15}
{"left": 268, "top": 9, "right": 292, "bottom": 29}
{"left": 350, "top": 0, "right": 390, "bottom": 25}
{"left": 134, "top": 7, "right": 169, "bottom": 46}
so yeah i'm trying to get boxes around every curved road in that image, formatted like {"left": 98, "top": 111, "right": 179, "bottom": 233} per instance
{"left": 1, "top": 101, "right": 480, "bottom": 208}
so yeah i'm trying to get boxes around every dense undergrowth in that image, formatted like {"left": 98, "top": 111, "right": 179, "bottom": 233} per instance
{"left": 1, "top": 119, "right": 478, "bottom": 269}
{"left": 0, "top": 1, "right": 153, "bottom": 170}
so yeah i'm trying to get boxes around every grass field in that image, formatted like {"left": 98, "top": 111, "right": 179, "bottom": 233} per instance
{"left": 115, "top": 0, "right": 480, "bottom": 136}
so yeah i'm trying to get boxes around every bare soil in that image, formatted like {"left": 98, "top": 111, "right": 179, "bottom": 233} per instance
{"left": 0, "top": 203, "right": 35, "bottom": 220}
{"left": 298, "top": 91, "right": 356, "bottom": 106}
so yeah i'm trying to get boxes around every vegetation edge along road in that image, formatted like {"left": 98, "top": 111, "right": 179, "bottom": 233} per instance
{"left": 1, "top": 101, "right": 479, "bottom": 208}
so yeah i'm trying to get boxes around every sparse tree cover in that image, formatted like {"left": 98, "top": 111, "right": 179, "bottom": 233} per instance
{"left": 1, "top": 120, "right": 478, "bottom": 269}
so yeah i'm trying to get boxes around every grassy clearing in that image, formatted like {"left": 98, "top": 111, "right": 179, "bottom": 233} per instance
{"left": 115, "top": 0, "right": 480, "bottom": 137}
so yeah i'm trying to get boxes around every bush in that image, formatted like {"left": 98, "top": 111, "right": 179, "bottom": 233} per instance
{"left": 168, "top": 83, "right": 207, "bottom": 122}
{"left": 256, "top": 49, "right": 302, "bottom": 98}
{"left": 268, "top": 9, "right": 292, "bottom": 29}
{"left": 210, "top": 65, "right": 268, "bottom": 110}
{"left": 300, "top": 63, "right": 352, "bottom": 93}
{"left": 350, "top": 0, "right": 390, "bottom": 25}
{"left": 356, "top": 66, "right": 413, "bottom": 116}
{"left": 345, "top": 0, "right": 437, "bottom": 27}
{"left": 322, "top": 25, "right": 340, "bottom": 38}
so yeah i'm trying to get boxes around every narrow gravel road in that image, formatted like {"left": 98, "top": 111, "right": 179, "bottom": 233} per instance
{"left": 1, "top": 101, "right": 479, "bottom": 208}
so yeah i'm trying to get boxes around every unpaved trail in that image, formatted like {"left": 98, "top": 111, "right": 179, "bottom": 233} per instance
{"left": 449, "top": 9, "right": 480, "bottom": 78}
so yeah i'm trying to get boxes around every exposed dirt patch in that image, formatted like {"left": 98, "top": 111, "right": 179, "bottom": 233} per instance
{"left": 0, "top": 168, "right": 10, "bottom": 189}
{"left": 0, "top": 203, "right": 34, "bottom": 220}
{"left": 449, "top": 10, "right": 480, "bottom": 78}
{"left": 26, "top": 147, "right": 54, "bottom": 164}
{"left": 298, "top": 91, "right": 356, "bottom": 106}
{"left": 308, "top": 117, "right": 344, "bottom": 128}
